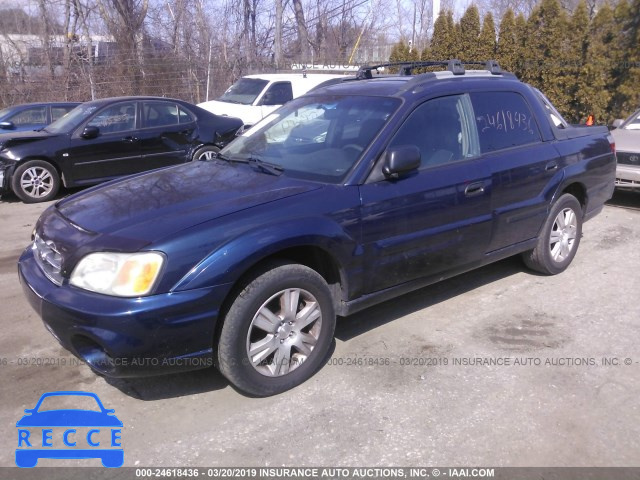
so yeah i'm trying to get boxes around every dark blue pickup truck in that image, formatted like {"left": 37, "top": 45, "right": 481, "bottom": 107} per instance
{"left": 18, "top": 60, "right": 616, "bottom": 396}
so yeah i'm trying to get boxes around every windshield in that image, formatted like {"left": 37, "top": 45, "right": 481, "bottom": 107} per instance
{"left": 221, "top": 94, "right": 400, "bottom": 183}
{"left": 0, "top": 107, "right": 11, "bottom": 119}
{"left": 45, "top": 104, "right": 99, "bottom": 133}
{"left": 622, "top": 111, "right": 640, "bottom": 130}
{"left": 218, "top": 78, "right": 269, "bottom": 105}
{"left": 36, "top": 394, "right": 102, "bottom": 412}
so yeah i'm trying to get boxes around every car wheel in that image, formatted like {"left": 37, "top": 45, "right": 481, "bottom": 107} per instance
{"left": 217, "top": 262, "right": 336, "bottom": 396}
{"left": 522, "top": 193, "right": 583, "bottom": 275}
{"left": 11, "top": 160, "right": 60, "bottom": 203}
{"left": 193, "top": 145, "right": 219, "bottom": 161}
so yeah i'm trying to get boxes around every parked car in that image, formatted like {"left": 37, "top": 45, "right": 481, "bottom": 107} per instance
{"left": 19, "top": 60, "right": 616, "bottom": 396}
{"left": 0, "top": 102, "right": 80, "bottom": 133}
{"left": 0, "top": 96, "right": 242, "bottom": 203}
{"left": 198, "top": 73, "right": 348, "bottom": 130}
{"left": 611, "top": 108, "right": 640, "bottom": 190}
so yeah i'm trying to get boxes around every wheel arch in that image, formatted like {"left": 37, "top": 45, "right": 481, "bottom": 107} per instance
{"left": 212, "top": 244, "right": 348, "bottom": 355}
{"left": 560, "top": 182, "right": 587, "bottom": 215}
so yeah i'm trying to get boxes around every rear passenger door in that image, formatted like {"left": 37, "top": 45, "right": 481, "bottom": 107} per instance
{"left": 137, "top": 100, "right": 197, "bottom": 171}
{"left": 469, "top": 91, "right": 561, "bottom": 251}
{"left": 358, "top": 94, "right": 493, "bottom": 293}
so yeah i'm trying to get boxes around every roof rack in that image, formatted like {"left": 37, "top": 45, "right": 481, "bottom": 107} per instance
{"left": 356, "top": 59, "right": 503, "bottom": 79}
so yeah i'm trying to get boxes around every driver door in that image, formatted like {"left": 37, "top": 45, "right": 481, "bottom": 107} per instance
{"left": 358, "top": 94, "right": 493, "bottom": 293}
{"left": 65, "top": 101, "right": 142, "bottom": 184}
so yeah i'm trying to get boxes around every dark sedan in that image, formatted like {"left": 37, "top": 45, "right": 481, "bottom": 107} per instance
{"left": 0, "top": 102, "right": 79, "bottom": 132}
{"left": 0, "top": 96, "right": 243, "bottom": 203}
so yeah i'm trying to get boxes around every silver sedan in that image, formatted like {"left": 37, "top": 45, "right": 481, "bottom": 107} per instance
{"left": 611, "top": 108, "right": 640, "bottom": 190}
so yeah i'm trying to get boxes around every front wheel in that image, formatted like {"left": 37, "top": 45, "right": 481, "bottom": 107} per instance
{"left": 192, "top": 145, "right": 219, "bottom": 161}
{"left": 11, "top": 160, "right": 60, "bottom": 203}
{"left": 217, "top": 262, "right": 336, "bottom": 396}
{"left": 522, "top": 193, "right": 583, "bottom": 275}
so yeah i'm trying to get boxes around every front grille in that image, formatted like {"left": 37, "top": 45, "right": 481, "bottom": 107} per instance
{"left": 32, "top": 233, "right": 64, "bottom": 285}
{"left": 617, "top": 151, "right": 640, "bottom": 166}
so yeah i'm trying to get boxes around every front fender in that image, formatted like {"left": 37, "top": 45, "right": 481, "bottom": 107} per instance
{"left": 171, "top": 216, "right": 361, "bottom": 293}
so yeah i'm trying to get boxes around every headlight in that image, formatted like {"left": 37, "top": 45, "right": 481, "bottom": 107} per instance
{"left": 70, "top": 252, "right": 165, "bottom": 297}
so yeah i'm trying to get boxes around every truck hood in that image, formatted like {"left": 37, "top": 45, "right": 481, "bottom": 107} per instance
{"left": 611, "top": 128, "right": 640, "bottom": 153}
{"left": 55, "top": 161, "right": 321, "bottom": 242}
{"left": 0, "top": 129, "right": 57, "bottom": 152}
{"left": 197, "top": 100, "right": 265, "bottom": 126}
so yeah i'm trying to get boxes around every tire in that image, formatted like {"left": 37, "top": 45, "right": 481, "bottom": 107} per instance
{"left": 523, "top": 193, "right": 583, "bottom": 275}
{"left": 193, "top": 145, "right": 219, "bottom": 161}
{"left": 11, "top": 160, "right": 60, "bottom": 203}
{"left": 217, "top": 262, "right": 336, "bottom": 396}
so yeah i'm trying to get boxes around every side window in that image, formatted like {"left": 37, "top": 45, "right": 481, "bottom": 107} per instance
{"left": 51, "top": 106, "right": 75, "bottom": 122}
{"left": 389, "top": 94, "right": 480, "bottom": 168}
{"left": 87, "top": 102, "right": 136, "bottom": 133}
{"left": 178, "top": 106, "right": 195, "bottom": 124}
{"left": 470, "top": 92, "right": 542, "bottom": 153}
{"left": 261, "top": 82, "right": 293, "bottom": 105}
{"left": 10, "top": 106, "right": 47, "bottom": 125}
{"left": 142, "top": 102, "right": 179, "bottom": 128}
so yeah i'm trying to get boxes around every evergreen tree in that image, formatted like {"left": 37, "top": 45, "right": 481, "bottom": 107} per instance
{"left": 459, "top": 5, "right": 481, "bottom": 60}
{"left": 430, "top": 11, "right": 453, "bottom": 61}
{"left": 577, "top": 3, "right": 615, "bottom": 123}
{"left": 497, "top": 8, "right": 518, "bottom": 73}
{"left": 513, "top": 13, "right": 528, "bottom": 78}
{"left": 448, "top": 11, "right": 461, "bottom": 59}
{"left": 616, "top": 0, "right": 640, "bottom": 116}
{"left": 521, "top": 0, "right": 570, "bottom": 116}
{"left": 389, "top": 41, "right": 411, "bottom": 73}
{"left": 565, "top": 0, "right": 590, "bottom": 122}
{"left": 478, "top": 13, "right": 497, "bottom": 61}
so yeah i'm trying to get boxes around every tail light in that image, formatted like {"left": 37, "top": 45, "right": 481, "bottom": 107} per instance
{"left": 606, "top": 134, "right": 616, "bottom": 155}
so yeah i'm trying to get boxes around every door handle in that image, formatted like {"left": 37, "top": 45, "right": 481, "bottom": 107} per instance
{"left": 123, "top": 136, "right": 138, "bottom": 142}
{"left": 464, "top": 181, "right": 485, "bottom": 197}
{"left": 545, "top": 161, "right": 558, "bottom": 171}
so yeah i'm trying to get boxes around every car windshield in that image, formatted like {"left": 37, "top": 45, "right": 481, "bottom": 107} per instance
{"left": 221, "top": 94, "right": 400, "bottom": 183}
{"left": 623, "top": 111, "right": 640, "bottom": 130}
{"left": 36, "top": 394, "right": 102, "bottom": 412}
{"left": 45, "top": 104, "right": 99, "bottom": 134}
{"left": 0, "top": 107, "right": 12, "bottom": 119}
{"left": 218, "top": 78, "right": 269, "bottom": 105}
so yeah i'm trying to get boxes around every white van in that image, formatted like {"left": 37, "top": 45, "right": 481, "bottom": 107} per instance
{"left": 198, "top": 73, "right": 347, "bottom": 129}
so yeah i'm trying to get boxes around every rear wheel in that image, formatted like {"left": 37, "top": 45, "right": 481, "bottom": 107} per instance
{"left": 523, "top": 193, "right": 583, "bottom": 275}
{"left": 193, "top": 145, "right": 219, "bottom": 161}
{"left": 217, "top": 262, "right": 336, "bottom": 396}
{"left": 11, "top": 160, "right": 60, "bottom": 203}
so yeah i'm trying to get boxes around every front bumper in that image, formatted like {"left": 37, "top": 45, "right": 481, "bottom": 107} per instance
{"left": 18, "top": 247, "right": 231, "bottom": 377}
{"left": 615, "top": 164, "right": 640, "bottom": 189}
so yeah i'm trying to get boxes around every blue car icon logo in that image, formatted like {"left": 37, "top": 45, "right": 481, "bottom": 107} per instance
{"left": 16, "top": 391, "right": 123, "bottom": 468}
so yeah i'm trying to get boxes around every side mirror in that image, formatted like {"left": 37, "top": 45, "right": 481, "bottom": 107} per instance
{"left": 382, "top": 145, "right": 421, "bottom": 178}
{"left": 0, "top": 121, "right": 15, "bottom": 130}
{"left": 611, "top": 119, "right": 624, "bottom": 129}
{"left": 81, "top": 126, "right": 100, "bottom": 139}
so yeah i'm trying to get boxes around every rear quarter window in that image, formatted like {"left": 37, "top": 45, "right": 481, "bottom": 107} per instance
{"left": 470, "top": 92, "right": 541, "bottom": 153}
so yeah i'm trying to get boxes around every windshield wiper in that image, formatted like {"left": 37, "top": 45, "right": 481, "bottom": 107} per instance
{"left": 247, "top": 156, "right": 284, "bottom": 176}
{"left": 217, "top": 152, "right": 283, "bottom": 176}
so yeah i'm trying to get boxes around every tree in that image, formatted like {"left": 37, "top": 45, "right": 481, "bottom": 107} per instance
{"left": 478, "top": 13, "right": 497, "bottom": 60}
{"left": 98, "top": 0, "right": 149, "bottom": 93}
{"left": 429, "top": 10, "right": 453, "bottom": 61}
{"left": 564, "top": 0, "right": 590, "bottom": 122}
{"left": 497, "top": 8, "right": 518, "bottom": 72}
{"left": 575, "top": 3, "right": 615, "bottom": 123}
{"left": 520, "top": 0, "right": 570, "bottom": 115}
{"left": 458, "top": 5, "right": 481, "bottom": 61}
